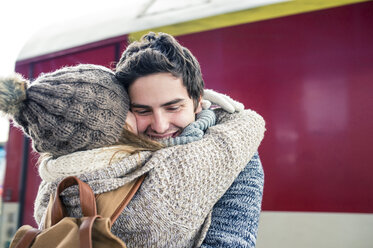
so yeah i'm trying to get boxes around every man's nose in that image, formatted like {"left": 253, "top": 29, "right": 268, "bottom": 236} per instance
{"left": 151, "top": 111, "right": 169, "bottom": 134}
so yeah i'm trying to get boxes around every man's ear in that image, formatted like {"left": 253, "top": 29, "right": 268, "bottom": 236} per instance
{"left": 195, "top": 95, "right": 203, "bottom": 113}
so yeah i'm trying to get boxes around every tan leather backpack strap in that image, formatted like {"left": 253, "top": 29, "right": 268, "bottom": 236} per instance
{"left": 95, "top": 175, "right": 146, "bottom": 223}
{"left": 51, "top": 176, "right": 97, "bottom": 226}
{"left": 79, "top": 216, "right": 100, "bottom": 248}
{"left": 111, "top": 175, "right": 145, "bottom": 223}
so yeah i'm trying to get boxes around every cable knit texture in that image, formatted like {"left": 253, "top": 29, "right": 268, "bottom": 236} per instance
{"left": 11, "top": 64, "right": 130, "bottom": 157}
{"left": 35, "top": 109, "right": 265, "bottom": 248}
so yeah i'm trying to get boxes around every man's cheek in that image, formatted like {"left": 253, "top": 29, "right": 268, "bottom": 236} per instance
{"left": 172, "top": 110, "right": 195, "bottom": 129}
{"left": 134, "top": 116, "right": 150, "bottom": 134}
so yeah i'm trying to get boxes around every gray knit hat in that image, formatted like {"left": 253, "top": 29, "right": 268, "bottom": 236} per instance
{"left": 0, "top": 64, "right": 130, "bottom": 157}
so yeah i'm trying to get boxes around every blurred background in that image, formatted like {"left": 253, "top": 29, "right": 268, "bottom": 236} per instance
{"left": 0, "top": 0, "right": 372, "bottom": 247}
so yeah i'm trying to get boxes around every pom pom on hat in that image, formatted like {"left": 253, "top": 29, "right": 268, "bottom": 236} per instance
{"left": 0, "top": 74, "right": 28, "bottom": 116}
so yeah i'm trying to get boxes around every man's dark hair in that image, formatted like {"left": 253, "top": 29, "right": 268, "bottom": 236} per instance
{"left": 115, "top": 32, "right": 204, "bottom": 109}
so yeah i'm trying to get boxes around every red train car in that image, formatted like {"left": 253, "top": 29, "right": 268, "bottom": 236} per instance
{"left": 1, "top": 0, "right": 372, "bottom": 247}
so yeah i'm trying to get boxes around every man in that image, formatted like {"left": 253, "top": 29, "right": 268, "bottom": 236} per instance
{"left": 116, "top": 32, "right": 264, "bottom": 247}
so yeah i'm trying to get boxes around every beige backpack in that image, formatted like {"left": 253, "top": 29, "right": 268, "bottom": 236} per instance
{"left": 10, "top": 175, "right": 144, "bottom": 248}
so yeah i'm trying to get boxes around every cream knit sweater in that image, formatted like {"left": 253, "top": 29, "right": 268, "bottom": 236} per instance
{"left": 35, "top": 109, "right": 265, "bottom": 248}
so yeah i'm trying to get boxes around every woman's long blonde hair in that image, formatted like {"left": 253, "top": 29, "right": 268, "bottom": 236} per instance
{"left": 112, "top": 123, "right": 164, "bottom": 154}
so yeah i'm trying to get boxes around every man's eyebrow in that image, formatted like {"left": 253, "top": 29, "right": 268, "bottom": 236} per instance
{"left": 131, "top": 98, "right": 185, "bottom": 109}
{"left": 160, "top": 98, "right": 185, "bottom": 107}
{"left": 130, "top": 103, "right": 151, "bottom": 109}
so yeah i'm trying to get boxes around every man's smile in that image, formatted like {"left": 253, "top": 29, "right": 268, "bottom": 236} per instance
{"left": 147, "top": 130, "right": 181, "bottom": 140}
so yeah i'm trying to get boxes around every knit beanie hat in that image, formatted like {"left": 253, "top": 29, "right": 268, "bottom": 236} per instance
{"left": 0, "top": 64, "right": 130, "bottom": 158}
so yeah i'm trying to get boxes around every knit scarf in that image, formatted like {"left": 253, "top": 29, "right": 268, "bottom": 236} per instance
{"left": 35, "top": 109, "right": 265, "bottom": 248}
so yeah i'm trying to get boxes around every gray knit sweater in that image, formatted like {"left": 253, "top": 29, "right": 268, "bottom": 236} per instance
{"left": 35, "top": 109, "right": 265, "bottom": 248}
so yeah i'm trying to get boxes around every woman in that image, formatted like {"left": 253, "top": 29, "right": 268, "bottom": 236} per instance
{"left": 0, "top": 64, "right": 265, "bottom": 247}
